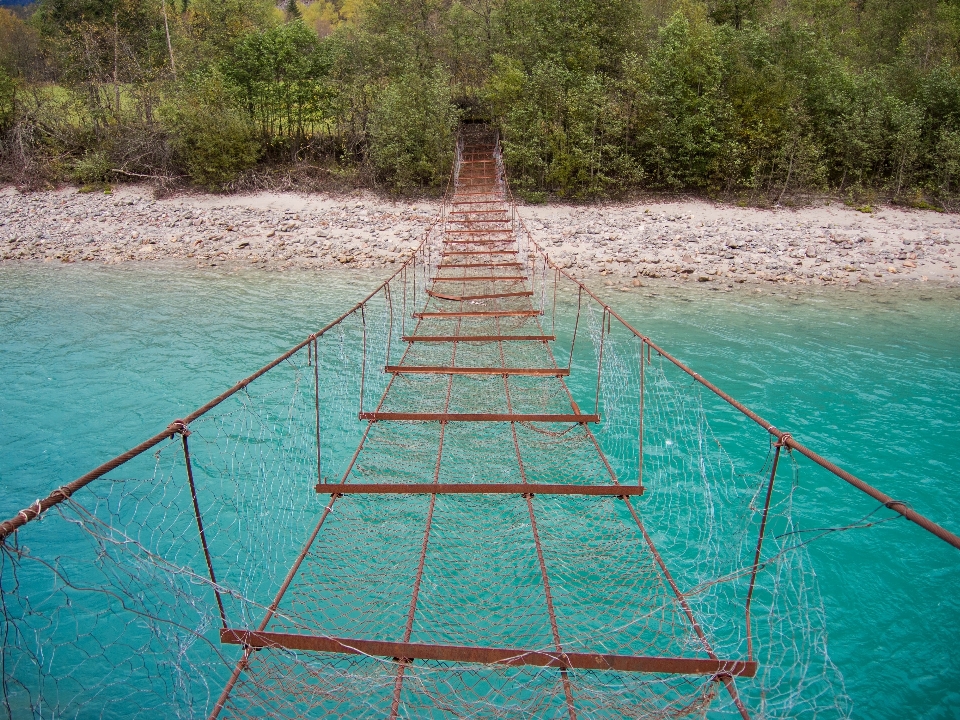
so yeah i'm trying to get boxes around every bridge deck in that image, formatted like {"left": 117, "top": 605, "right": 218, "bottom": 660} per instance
{"left": 214, "top": 132, "right": 754, "bottom": 720}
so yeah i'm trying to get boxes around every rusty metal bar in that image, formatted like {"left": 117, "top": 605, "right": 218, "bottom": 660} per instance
{"left": 414, "top": 311, "right": 540, "bottom": 319}
{"left": 402, "top": 335, "right": 555, "bottom": 343}
{"left": 442, "top": 250, "right": 516, "bottom": 256}
{"left": 639, "top": 339, "right": 645, "bottom": 487}
{"left": 430, "top": 276, "right": 526, "bottom": 282}
{"left": 360, "top": 412, "right": 598, "bottom": 423}
{"left": 497, "top": 323, "right": 580, "bottom": 714}
{"left": 179, "top": 428, "right": 227, "bottom": 629}
{"left": 401, "top": 265, "right": 408, "bottom": 338}
{"left": 438, "top": 263, "right": 522, "bottom": 268}
{"left": 219, "top": 630, "right": 758, "bottom": 676}
{"left": 316, "top": 483, "right": 641, "bottom": 495}
{"left": 384, "top": 366, "right": 569, "bottom": 376}
{"left": 389, "top": 337, "right": 456, "bottom": 715}
{"left": 446, "top": 229, "right": 513, "bottom": 234}
{"left": 567, "top": 286, "right": 582, "bottom": 371}
{"left": 746, "top": 442, "right": 782, "bottom": 660}
{"left": 385, "top": 281, "right": 394, "bottom": 368}
{"left": 525, "top": 495, "right": 577, "bottom": 718}
{"left": 595, "top": 308, "right": 607, "bottom": 415}
{"left": 448, "top": 220, "right": 511, "bottom": 225}
{"left": 314, "top": 338, "right": 321, "bottom": 484}
{"left": 427, "top": 290, "right": 533, "bottom": 301}
{"left": 359, "top": 305, "right": 367, "bottom": 414}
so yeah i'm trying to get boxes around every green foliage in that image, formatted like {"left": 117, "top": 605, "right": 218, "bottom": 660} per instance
{"left": 286, "top": 0, "right": 302, "bottom": 23}
{"left": 185, "top": 0, "right": 280, "bottom": 56}
{"left": 222, "top": 20, "right": 334, "bottom": 142}
{"left": 0, "top": 67, "right": 15, "bottom": 130}
{"left": 369, "top": 67, "right": 459, "bottom": 190}
{"left": 162, "top": 75, "right": 260, "bottom": 189}
{"left": 71, "top": 148, "right": 112, "bottom": 184}
{"left": 630, "top": 11, "right": 730, "bottom": 189}
{"left": 3, "top": 0, "right": 959, "bottom": 201}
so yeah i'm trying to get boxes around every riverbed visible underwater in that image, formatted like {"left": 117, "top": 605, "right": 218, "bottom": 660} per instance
{"left": 1, "top": 264, "right": 958, "bottom": 719}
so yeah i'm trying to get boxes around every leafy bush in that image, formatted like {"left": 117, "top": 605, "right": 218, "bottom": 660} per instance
{"left": 71, "top": 148, "right": 111, "bottom": 185}
{"left": 368, "top": 68, "right": 459, "bottom": 190}
{"left": 223, "top": 20, "right": 335, "bottom": 144}
{"left": 163, "top": 76, "right": 261, "bottom": 189}
{"left": 0, "top": 66, "right": 14, "bottom": 131}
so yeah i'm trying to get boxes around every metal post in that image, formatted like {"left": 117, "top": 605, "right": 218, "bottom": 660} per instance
{"left": 567, "top": 286, "right": 583, "bottom": 371}
{"left": 385, "top": 283, "right": 394, "bottom": 366}
{"left": 595, "top": 309, "right": 607, "bottom": 416}
{"left": 179, "top": 427, "right": 226, "bottom": 629}
{"left": 314, "top": 337, "right": 321, "bottom": 484}
{"left": 745, "top": 440, "right": 783, "bottom": 660}
{"left": 359, "top": 305, "right": 367, "bottom": 415}
{"left": 639, "top": 339, "right": 645, "bottom": 487}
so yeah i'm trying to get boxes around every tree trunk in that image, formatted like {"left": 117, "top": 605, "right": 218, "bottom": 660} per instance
{"left": 113, "top": 11, "right": 120, "bottom": 118}
{"left": 162, "top": 0, "right": 177, "bottom": 79}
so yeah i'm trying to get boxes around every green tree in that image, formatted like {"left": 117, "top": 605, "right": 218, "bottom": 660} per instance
{"left": 369, "top": 66, "right": 459, "bottom": 189}
{"left": 163, "top": 73, "right": 261, "bottom": 188}
{"left": 223, "top": 21, "right": 335, "bottom": 144}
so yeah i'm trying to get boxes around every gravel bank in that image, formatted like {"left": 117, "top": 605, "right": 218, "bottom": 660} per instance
{"left": 2, "top": 186, "right": 959, "bottom": 287}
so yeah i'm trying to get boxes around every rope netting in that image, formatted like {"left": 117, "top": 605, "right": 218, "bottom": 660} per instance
{"left": 2, "top": 127, "right": 951, "bottom": 719}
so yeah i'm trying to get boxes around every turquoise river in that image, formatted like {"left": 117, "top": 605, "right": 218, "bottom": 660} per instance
{"left": 1, "top": 264, "right": 958, "bottom": 719}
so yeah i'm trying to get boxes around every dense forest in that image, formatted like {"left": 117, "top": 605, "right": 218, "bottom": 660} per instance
{"left": 0, "top": 0, "right": 958, "bottom": 206}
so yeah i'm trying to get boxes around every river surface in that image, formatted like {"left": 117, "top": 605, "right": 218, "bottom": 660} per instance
{"left": 1, "top": 264, "right": 958, "bottom": 719}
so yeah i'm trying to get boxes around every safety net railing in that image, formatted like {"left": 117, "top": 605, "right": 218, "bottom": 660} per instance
{"left": 1, "top": 125, "right": 957, "bottom": 720}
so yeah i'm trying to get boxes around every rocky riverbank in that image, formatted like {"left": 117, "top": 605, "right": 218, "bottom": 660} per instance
{"left": 2, "top": 185, "right": 958, "bottom": 286}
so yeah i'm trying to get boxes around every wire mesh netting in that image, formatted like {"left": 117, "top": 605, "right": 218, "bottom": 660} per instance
{"left": 1, "top": 128, "right": 856, "bottom": 719}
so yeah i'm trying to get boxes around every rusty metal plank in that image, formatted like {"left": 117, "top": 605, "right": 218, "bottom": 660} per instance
{"left": 438, "top": 263, "right": 522, "bottom": 268}
{"left": 414, "top": 310, "right": 539, "bottom": 319}
{"left": 430, "top": 277, "right": 526, "bottom": 282}
{"left": 442, "top": 241, "right": 517, "bottom": 247}
{"left": 360, "top": 412, "right": 597, "bottom": 422}
{"left": 384, "top": 366, "right": 567, "bottom": 376}
{"left": 441, "top": 250, "right": 516, "bottom": 256}
{"left": 219, "top": 630, "right": 757, "bottom": 677}
{"left": 402, "top": 335, "right": 555, "bottom": 342}
{"left": 427, "top": 290, "right": 533, "bottom": 301}
{"left": 315, "top": 483, "right": 642, "bottom": 496}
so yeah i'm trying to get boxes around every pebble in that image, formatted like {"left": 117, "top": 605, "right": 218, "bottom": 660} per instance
{"left": 1, "top": 186, "right": 958, "bottom": 286}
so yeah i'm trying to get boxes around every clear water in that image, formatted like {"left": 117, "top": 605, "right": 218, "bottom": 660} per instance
{"left": 1, "top": 265, "right": 958, "bottom": 719}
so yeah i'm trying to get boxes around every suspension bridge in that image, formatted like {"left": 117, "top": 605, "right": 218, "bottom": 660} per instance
{"left": 1, "top": 126, "right": 957, "bottom": 719}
